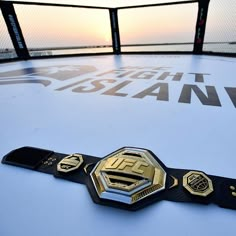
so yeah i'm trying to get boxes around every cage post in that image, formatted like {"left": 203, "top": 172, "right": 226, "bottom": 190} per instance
{"left": 0, "top": 1, "right": 29, "bottom": 59}
{"left": 109, "top": 9, "right": 121, "bottom": 54}
{"left": 193, "top": 0, "right": 210, "bottom": 54}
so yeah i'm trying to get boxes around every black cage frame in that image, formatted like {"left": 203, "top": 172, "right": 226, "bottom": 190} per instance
{"left": 0, "top": 0, "right": 235, "bottom": 62}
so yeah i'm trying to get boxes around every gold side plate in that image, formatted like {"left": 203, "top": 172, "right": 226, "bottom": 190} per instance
{"left": 57, "top": 154, "right": 83, "bottom": 173}
{"left": 183, "top": 171, "right": 214, "bottom": 197}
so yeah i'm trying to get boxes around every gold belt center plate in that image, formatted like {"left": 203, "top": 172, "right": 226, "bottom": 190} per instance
{"left": 90, "top": 148, "right": 166, "bottom": 204}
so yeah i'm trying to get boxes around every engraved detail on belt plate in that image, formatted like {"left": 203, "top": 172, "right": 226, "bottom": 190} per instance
{"left": 84, "top": 163, "right": 95, "bottom": 174}
{"left": 183, "top": 171, "right": 214, "bottom": 197}
{"left": 169, "top": 176, "right": 179, "bottom": 189}
{"left": 90, "top": 148, "right": 166, "bottom": 204}
{"left": 57, "top": 154, "right": 83, "bottom": 173}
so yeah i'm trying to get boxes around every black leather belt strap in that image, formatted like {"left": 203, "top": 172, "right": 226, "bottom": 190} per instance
{"left": 2, "top": 146, "right": 236, "bottom": 211}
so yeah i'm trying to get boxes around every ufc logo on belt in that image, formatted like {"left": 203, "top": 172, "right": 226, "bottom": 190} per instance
{"left": 103, "top": 157, "right": 150, "bottom": 175}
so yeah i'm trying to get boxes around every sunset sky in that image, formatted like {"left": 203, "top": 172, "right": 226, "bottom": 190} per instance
{"left": 0, "top": 0, "right": 235, "bottom": 49}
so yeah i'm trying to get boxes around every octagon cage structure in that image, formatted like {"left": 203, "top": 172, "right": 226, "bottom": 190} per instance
{"left": 0, "top": 0, "right": 235, "bottom": 62}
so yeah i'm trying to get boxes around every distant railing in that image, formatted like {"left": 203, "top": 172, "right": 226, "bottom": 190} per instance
{"left": 0, "top": 0, "right": 235, "bottom": 62}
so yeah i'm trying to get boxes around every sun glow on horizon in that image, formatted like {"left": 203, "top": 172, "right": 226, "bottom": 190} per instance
{"left": 104, "top": 33, "right": 112, "bottom": 44}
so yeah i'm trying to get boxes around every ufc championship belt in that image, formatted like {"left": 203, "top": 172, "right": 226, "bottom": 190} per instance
{"left": 2, "top": 146, "right": 236, "bottom": 211}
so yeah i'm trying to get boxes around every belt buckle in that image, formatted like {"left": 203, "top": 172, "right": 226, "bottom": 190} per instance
{"left": 90, "top": 147, "right": 166, "bottom": 205}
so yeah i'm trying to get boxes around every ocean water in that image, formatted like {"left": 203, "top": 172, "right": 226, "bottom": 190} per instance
{"left": 203, "top": 44, "right": 236, "bottom": 53}
{"left": 122, "top": 44, "right": 236, "bottom": 53}
{"left": 48, "top": 47, "right": 113, "bottom": 55}
{"left": 26, "top": 44, "right": 236, "bottom": 56}
{"left": 1, "top": 43, "right": 235, "bottom": 60}
{"left": 29, "top": 44, "right": 236, "bottom": 56}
